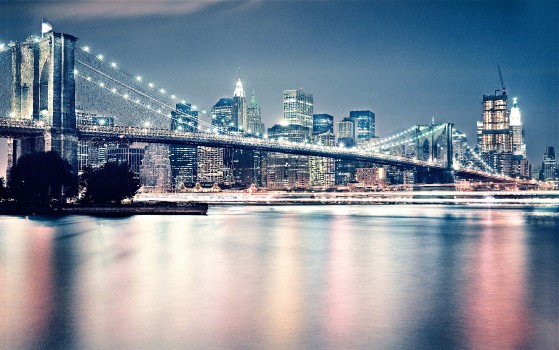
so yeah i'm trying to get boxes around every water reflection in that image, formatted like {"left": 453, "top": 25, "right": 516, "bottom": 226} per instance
{"left": 1, "top": 206, "right": 558, "bottom": 349}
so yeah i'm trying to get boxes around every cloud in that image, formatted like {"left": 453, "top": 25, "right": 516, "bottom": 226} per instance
{"left": 28, "top": 0, "right": 245, "bottom": 19}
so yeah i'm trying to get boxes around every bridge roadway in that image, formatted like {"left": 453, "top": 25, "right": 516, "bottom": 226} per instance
{"left": 77, "top": 124, "right": 446, "bottom": 170}
{"left": 0, "top": 119, "right": 519, "bottom": 182}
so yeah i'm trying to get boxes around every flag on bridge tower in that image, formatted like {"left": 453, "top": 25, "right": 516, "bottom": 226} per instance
{"left": 41, "top": 19, "right": 53, "bottom": 36}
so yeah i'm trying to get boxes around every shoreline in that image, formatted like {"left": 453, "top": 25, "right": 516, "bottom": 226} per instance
{"left": 0, "top": 202, "right": 208, "bottom": 216}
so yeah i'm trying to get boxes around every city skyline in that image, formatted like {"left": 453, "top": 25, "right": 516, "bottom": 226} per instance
{"left": 0, "top": 0, "right": 557, "bottom": 177}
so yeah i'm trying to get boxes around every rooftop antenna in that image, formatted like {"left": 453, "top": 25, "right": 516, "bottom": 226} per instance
{"left": 498, "top": 65, "right": 506, "bottom": 94}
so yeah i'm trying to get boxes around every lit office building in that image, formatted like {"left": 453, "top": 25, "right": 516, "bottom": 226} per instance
{"left": 337, "top": 120, "right": 355, "bottom": 147}
{"left": 355, "top": 167, "right": 386, "bottom": 188}
{"left": 283, "top": 89, "right": 313, "bottom": 129}
{"left": 140, "top": 144, "right": 172, "bottom": 192}
{"left": 246, "top": 91, "right": 265, "bottom": 136}
{"left": 349, "top": 110, "right": 375, "bottom": 145}
{"left": 266, "top": 123, "right": 311, "bottom": 189}
{"left": 107, "top": 145, "right": 145, "bottom": 175}
{"left": 480, "top": 91, "right": 513, "bottom": 175}
{"left": 541, "top": 147, "right": 557, "bottom": 181}
{"left": 309, "top": 114, "right": 335, "bottom": 188}
{"left": 233, "top": 79, "right": 247, "bottom": 134}
{"left": 211, "top": 98, "right": 234, "bottom": 132}
{"left": 197, "top": 146, "right": 224, "bottom": 185}
{"left": 170, "top": 103, "right": 198, "bottom": 187}
{"left": 509, "top": 97, "right": 529, "bottom": 178}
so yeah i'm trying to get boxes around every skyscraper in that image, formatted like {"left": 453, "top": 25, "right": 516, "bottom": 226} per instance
{"left": 170, "top": 103, "right": 198, "bottom": 187}
{"left": 309, "top": 114, "right": 336, "bottom": 188}
{"left": 283, "top": 89, "right": 313, "bottom": 129}
{"left": 197, "top": 146, "right": 224, "bottom": 185}
{"left": 509, "top": 97, "right": 525, "bottom": 157}
{"left": 337, "top": 120, "right": 355, "bottom": 147}
{"left": 233, "top": 79, "right": 247, "bottom": 134}
{"left": 509, "top": 97, "right": 529, "bottom": 178}
{"left": 312, "top": 113, "right": 334, "bottom": 135}
{"left": 348, "top": 110, "right": 375, "bottom": 145}
{"left": 480, "top": 91, "right": 513, "bottom": 175}
{"left": 246, "top": 91, "right": 264, "bottom": 136}
{"left": 266, "top": 123, "right": 311, "bottom": 189}
{"left": 211, "top": 98, "right": 234, "bottom": 132}
{"left": 541, "top": 147, "right": 557, "bottom": 181}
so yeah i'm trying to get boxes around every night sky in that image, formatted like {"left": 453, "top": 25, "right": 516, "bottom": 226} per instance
{"left": 1, "top": 0, "right": 558, "bottom": 177}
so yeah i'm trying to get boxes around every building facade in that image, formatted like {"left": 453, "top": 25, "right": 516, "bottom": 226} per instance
{"left": 266, "top": 124, "right": 311, "bottom": 189}
{"left": 170, "top": 103, "right": 198, "bottom": 187}
{"left": 211, "top": 98, "right": 234, "bottom": 132}
{"left": 232, "top": 79, "right": 247, "bottom": 134}
{"left": 349, "top": 110, "right": 375, "bottom": 145}
{"left": 309, "top": 114, "right": 335, "bottom": 188}
{"left": 480, "top": 91, "right": 513, "bottom": 176}
{"left": 283, "top": 89, "right": 313, "bottom": 129}
{"left": 246, "top": 91, "right": 264, "bottom": 136}
{"left": 541, "top": 146, "right": 557, "bottom": 180}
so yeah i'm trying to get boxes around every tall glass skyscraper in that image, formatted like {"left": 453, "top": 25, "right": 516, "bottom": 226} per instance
{"left": 246, "top": 91, "right": 264, "bottom": 136}
{"left": 349, "top": 110, "right": 375, "bottom": 145}
{"left": 233, "top": 79, "right": 247, "bottom": 134}
{"left": 310, "top": 114, "right": 335, "bottom": 188}
{"left": 283, "top": 89, "right": 313, "bottom": 129}
{"left": 170, "top": 103, "right": 198, "bottom": 187}
{"left": 541, "top": 147, "right": 557, "bottom": 180}
{"left": 211, "top": 98, "right": 234, "bottom": 132}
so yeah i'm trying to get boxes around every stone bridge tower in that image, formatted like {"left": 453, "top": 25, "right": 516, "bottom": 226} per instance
{"left": 8, "top": 29, "right": 78, "bottom": 173}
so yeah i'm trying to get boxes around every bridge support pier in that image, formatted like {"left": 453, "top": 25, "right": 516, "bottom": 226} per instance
{"left": 8, "top": 30, "right": 78, "bottom": 176}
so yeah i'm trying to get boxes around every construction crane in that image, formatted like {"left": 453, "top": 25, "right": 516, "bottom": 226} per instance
{"left": 498, "top": 65, "right": 506, "bottom": 94}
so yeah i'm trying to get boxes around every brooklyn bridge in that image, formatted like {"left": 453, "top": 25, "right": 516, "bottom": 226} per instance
{"left": 0, "top": 29, "right": 522, "bottom": 187}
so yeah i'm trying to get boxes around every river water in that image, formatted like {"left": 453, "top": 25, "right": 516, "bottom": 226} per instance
{"left": 1, "top": 205, "right": 558, "bottom": 349}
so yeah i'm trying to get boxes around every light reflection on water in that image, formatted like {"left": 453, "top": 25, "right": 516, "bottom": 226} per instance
{"left": 1, "top": 205, "right": 558, "bottom": 349}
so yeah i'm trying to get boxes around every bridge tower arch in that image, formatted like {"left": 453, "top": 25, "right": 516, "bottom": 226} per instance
{"left": 415, "top": 122, "right": 455, "bottom": 184}
{"left": 8, "top": 30, "right": 78, "bottom": 173}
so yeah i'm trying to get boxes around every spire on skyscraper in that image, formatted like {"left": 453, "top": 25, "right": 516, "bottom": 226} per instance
{"left": 234, "top": 79, "right": 245, "bottom": 98}
{"left": 510, "top": 97, "right": 522, "bottom": 126}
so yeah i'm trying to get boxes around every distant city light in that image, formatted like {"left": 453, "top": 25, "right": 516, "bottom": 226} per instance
{"left": 159, "top": 88, "right": 165, "bottom": 94}
{"left": 148, "top": 83, "right": 154, "bottom": 88}
{"left": 136, "top": 76, "right": 142, "bottom": 82}
{"left": 110, "top": 62, "right": 117, "bottom": 68}
{"left": 97, "top": 54, "right": 104, "bottom": 60}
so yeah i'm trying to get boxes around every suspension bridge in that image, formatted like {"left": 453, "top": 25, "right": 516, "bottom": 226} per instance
{"left": 0, "top": 29, "right": 525, "bottom": 185}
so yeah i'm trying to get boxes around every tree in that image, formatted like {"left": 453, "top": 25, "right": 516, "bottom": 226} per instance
{"left": 0, "top": 177, "right": 7, "bottom": 201}
{"left": 9, "top": 151, "right": 77, "bottom": 205}
{"left": 80, "top": 162, "right": 140, "bottom": 205}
